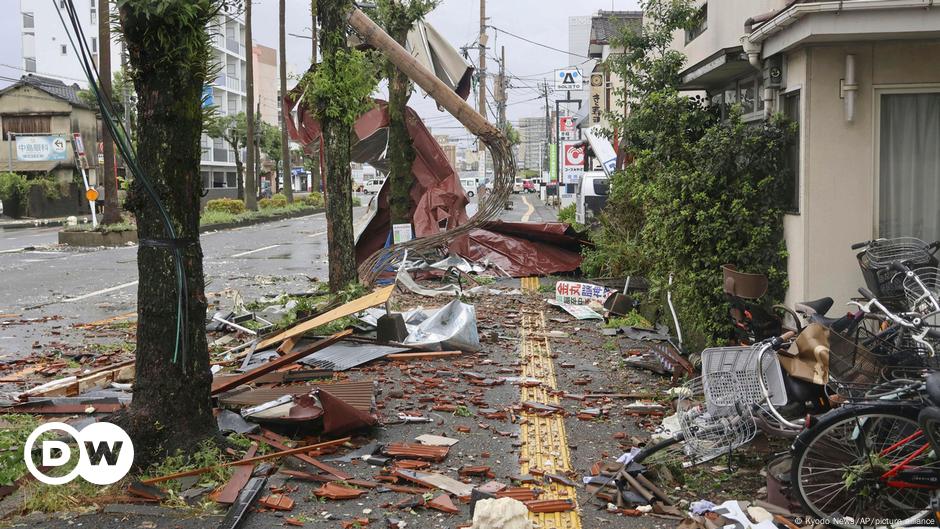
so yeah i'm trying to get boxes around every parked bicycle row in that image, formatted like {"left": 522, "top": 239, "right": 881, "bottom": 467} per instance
{"left": 637, "top": 237, "right": 940, "bottom": 529}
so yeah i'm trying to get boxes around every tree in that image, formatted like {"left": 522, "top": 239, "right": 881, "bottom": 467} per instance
{"left": 278, "top": 0, "right": 293, "bottom": 202}
{"left": 115, "top": 0, "right": 231, "bottom": 464}
{"left": 304, "top": 0, "right": 378, "bottom": 292}
{"left": 375, "top": 0, "right": 437, "bottom": 224}
{"left": 78, "top": 69, "right": 137, "bottom": 137}
{"left": 204, "top": 112, "right": 248, "bottom": 201}
{"left": 244, "top": 0, "right": 258, "bottom": 210}
{"left": 260, "top": 120, "right": 283, "bottom": 183}
{"left": 99, "top": 0, "right": 121, "bottom": 225}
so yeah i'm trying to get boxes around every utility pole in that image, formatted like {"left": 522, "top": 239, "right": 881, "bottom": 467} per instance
{"left": 496, "top": 45, "right": 506, "bottom": 129}
{"left": 279, "top": 0, "right": 293, "bottom": 202}
{"left": 542, "top": 79, "right": 550, "bottom": 181}
{"left": 477, "top": 0, "right": 486, "bottom": 183}
{"left": 99, "top": 0, "right": 120, "bottom": 224}
{"left": 245, "top": 0, "right": 258, "bottom": 210}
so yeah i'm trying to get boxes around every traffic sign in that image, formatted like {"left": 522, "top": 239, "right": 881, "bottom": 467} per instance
{"left": 85, "top": 188, "right": 99, "bottom": 202}
{"left": 554, "top": 69, "right": 583, "bottom": 91}
{"left": 561, "top": 141, "right": 585, "bottom": 184}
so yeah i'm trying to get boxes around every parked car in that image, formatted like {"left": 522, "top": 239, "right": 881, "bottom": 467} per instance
{"left": 0, "top": 198, "right": 4, "bottom": 217}
{"left": 512, "top": 178, "right": 525, "bottom": 194}
{"left": 522, "top": 179, "right": 536, "bottom": 193}
{"left": 364, "top": 178, "right": 385, "bottom": 194}
{"left": 460, "top": 178, "right": 478, "bottom": 198}
{"left": 575, "top": 172, "right": 610, "bottom": 225}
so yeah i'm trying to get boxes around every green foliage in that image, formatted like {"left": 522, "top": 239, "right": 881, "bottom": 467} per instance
{"left": 204, "top": 112, "right": 248, "bottom": 156}
{"left": 605, "top": 311, "right": 652, "bottom": 329}
{"left": 259, "top": 193, "right": 288, "bottom": 209}
{"left": 0, "top": 172, "right": 29, "bottom": 215}
{"left": 302, "top": 191, "right": 324, "bottom": 207}
{"left": 0, "top": 414, "right": 42, "bottom": 485}
{"left": 351, "top": 195, "right": 362, "bottom": 207}
{"left": 502, "top": 122, "right": 521, "bottom": 146}
{"left": 144, "top": 439, "right": 232, "bottom": 494}
{"left": 205, "top": 197, "right": 247, "bottom": 214}
{"left": 586, "top": 0, "right": 794, "bottom": 347}
{"left": 557, "top": 204, "right": 576, "bottom": 224}
{"left": 301, "top": 48, "right": 379, "bottom": 127}
{"left": 259, "top": 121, "right": 282, "bottom": 166}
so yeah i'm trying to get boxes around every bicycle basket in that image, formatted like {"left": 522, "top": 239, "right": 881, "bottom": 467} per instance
{"left": 903, "top": 267, "right": 940, "bottom": 315}
{"left": 858, "top": 238, "right": 936, "bottom": 301}
{"left": 700, "top": 345, "right": 788, "bottom": 410}
{"left": 676, "top": 375, "right": 758, "bottom": 466}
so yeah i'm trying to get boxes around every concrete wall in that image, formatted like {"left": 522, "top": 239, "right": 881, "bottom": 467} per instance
{"left": 784, "top": 40, "right": 940, "bottom": 307}
{"left": 671, "top": 0, "right": 787, "bottom": 67}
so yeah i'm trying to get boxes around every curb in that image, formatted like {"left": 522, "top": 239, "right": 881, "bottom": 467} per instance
{"left": 53, "top": 207, "right": 326, "bottom": 248}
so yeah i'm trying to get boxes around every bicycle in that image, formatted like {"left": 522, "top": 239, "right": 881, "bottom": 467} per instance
{"left": 789, "top": 287, "right": 940, "bottom": 529}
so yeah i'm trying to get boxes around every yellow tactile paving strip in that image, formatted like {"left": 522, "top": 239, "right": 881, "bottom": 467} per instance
{"left": 519, "top": 311, "right": 583, "bottom": 529}
{"left": 521, "top": 276, "right": 541, "bottom": 292}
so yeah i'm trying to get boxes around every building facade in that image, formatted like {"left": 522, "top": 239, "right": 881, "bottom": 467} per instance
{"left": 517, "top": 116, "right": 548, "bottom": 173}
{"left": 670, "top": 0, "right": 940, "bottom": 308}
{"left": 12, "top": 1, "right": 249, "bottom": 200}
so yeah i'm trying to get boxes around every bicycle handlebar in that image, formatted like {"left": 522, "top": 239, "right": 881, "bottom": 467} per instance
{"left": 851, "top": 241, "right": 871, "bottom": 250}
{"left": 858, "top": 287, "right": 875, "bottom": 300}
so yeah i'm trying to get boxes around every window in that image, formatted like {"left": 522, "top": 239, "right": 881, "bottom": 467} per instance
{"left": 90, "top": 3, "right": 97, "bottom": 24}
{"left": 226, "top": 171, "right": 236, "bottom": 188}
{"left": 2, "top": 115, "right": 52, "bottom": 136}
{"left": 60, "top": 44, "right": 67, "bottom": 55}
{"left": 783, "top": 91, "right": 801, "bottom": 214}
{"left": 22, "top": 12, "right": 34, "bottom": 29}
{"left": 201, "top": 170, "right": 210, "bottom": 188}
{"left": 91, "top": 37, "right": 98, "bottom": 53}
{"left": 24, "top": 58, "right": 36, "bottom": 73}
{"left": 879, "top": 92, "right": 940, "bottom": 241}
{"left": 684, "top": 4, "right": 707, "bottom": 44}
{"left": 213, "top": 171, "right": 227, "bottom": 188}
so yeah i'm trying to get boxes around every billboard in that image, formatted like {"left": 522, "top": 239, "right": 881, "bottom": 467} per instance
{"left": 558, "top": 116, "right": 577, "bottom": 141}
{"left": 548, "top": 143, "right": 557, "bottom": 182}
{"left": 560, "top": 141, "right": 585, "bottom": 184}
{"left": 15, "top": 135, "right": 68, "bottom": 162}
{"left": 554, "top": 69, "right": 583, "bottom": 91}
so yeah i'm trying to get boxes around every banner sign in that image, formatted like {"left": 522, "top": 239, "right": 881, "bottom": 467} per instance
{"left": 554, "top": 281, "right": 614, "bottom": 306}
{"left": 15, "top": 135, "right": 68, "bottom": 162}
{"left": 548, "top": 143, "right": 557, "bottom": 183}
{"left": 590, "top": 72, "right": 606, "bottom": 125}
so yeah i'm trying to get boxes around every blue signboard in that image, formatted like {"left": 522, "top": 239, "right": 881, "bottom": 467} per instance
{"left": 202, "top": 86, "right": 214, "bottom": 108}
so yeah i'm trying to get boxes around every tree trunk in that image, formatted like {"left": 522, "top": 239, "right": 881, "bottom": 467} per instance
{"left": 244, "top": 0, "right": 258, "bottom": 210}
{"left": 99, "top": 0, "right": 121, "bottom": 225}
{"left": 319, "top": 0, "right": 357, "bottom": 292}
{"left": 234, "top": 151, "right": 244, "bottom": 200}
{"left": 279, "top": 0, "right": 293, "bottom": 202}
{"left": 386, "top": 25, "right": 414, "bottom": 225}
{"left": 118, "top": 1, "right": 216, "bottom": 465}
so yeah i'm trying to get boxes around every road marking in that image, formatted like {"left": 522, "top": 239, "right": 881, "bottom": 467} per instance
{"left": 521, "top": 195, "right": 535, "bottom": 222}
{"left": 63, "top": 280, "right": 139, "bottom": 303}
{"left": 519, "top": 312, "right": 582, "bottom": 529}
{"left": 307, "top": 230, "right": 327, "bottom": 238}
{"left": 230, "top": 244, "right": 280, "bottom": 258}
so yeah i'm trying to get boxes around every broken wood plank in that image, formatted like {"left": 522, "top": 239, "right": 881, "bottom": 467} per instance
{"left": 19, "top": 360, "right": 136, "bottom": 400}
{"left": 385, "top": 351, "right": 463, "bottom": 361}
{"left": 247, "top": 433, "right": 352, "bottom": 480}
{"left": 277, "top": 337, "right": 299, "bottom": 355}
{"left": 211, "top": 330, "right": 351, "bottom": 396}
{"left": 256, "top": 285, "right": 394, "bottom": 349}
{"left": 140, "top": 437, "right": 350, "bottom": 485}
{"left": 0, "top": 402, "right": 125, "bottom": 414}
{"left": 212, "top": 443, "right": 258, "bottom": 505}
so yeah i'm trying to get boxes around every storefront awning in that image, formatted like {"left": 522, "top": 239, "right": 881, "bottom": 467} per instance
{"left": 679, "top": 46, "right": 753, "bottom": 91}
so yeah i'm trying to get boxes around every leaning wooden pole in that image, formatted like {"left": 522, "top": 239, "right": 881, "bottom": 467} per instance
{"left": 346, "top": 8, "right": 514, "bottom": 283}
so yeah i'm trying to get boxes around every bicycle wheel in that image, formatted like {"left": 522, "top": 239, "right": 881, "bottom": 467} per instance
{"left": 791, "top": 403, "right": 936, "bottom": 529}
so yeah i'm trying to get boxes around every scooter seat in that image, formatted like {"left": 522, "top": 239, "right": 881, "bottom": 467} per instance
{"left": 927, "top": 372, "right": 940, "bottom": 407}
{"left": 795, "top": 297, "right": 834, "bottom": 317}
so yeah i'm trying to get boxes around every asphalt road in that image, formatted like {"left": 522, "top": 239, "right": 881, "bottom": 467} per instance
{"left": 0, "top": 193, "right": 555, "bottom": 365}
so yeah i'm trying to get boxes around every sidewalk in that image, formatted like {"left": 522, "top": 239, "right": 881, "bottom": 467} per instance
{"left": 0, "top": 215, "right": 92, "bottom": 229}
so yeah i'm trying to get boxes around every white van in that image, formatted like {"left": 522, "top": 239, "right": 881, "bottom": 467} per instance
{"left": 364, "top": 178, "right": 385, "bottom": 194}
{"left": 575, "top": 172, "right": 610, "bottom": 225}
{"left": 460, "top": 178, "right": 479, "bottom": 197}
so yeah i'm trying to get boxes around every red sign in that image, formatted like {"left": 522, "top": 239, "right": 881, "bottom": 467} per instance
{"left": 563, "top": 143, "right": 584, "bottom": 167}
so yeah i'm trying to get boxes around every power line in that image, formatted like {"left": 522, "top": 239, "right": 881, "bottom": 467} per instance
{"left": 486, "top": 25, "right": 589, "bottom": 59}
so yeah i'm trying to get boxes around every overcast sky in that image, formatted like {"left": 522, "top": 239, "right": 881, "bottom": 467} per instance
{"left": 252, "top": 0, "right": 642, "bottom": 145}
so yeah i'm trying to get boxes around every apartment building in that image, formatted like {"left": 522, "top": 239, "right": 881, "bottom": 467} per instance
{"left": 670, "top": 0, "right": 940, "bottom": 307}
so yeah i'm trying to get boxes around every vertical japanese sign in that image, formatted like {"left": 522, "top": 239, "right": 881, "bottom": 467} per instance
{"left": 548, "top": 143, "right": 557, "bottom": 183}
{"left": 590, "top": 72, "right": 606, "bottom": 125}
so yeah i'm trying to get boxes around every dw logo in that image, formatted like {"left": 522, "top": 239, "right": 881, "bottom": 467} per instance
{"left": 23, "top": 422, "right": 134, "bottom": 485}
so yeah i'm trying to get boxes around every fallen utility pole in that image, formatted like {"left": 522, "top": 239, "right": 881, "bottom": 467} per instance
{"left": 345, "top": 8, "right": 514, "bottom": 282}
